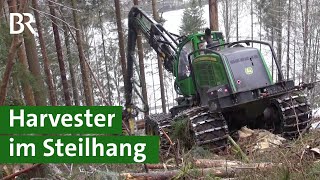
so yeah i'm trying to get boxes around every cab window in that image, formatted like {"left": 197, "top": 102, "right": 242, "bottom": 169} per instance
{"left": 178, "top": 41, "right": 193, "bottom": 80}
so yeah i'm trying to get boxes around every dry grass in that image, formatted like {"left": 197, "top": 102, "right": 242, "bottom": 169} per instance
{"left": 237, "top": 129, "right": 320, "bottom": 180}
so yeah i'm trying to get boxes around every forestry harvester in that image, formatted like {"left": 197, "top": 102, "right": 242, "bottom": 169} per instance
{"left": 124, "top": 7, "right": 315, "bottom": 153}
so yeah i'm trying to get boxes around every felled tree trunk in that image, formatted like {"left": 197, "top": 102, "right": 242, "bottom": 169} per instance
{"left": 125, "top": 160, "right": 277, "bottom": 179}
{"left": 122, "top": 167, "right": 236, "bottom": 179}
{"left": 146, "top": 159, "right": 276, "bottom": 170}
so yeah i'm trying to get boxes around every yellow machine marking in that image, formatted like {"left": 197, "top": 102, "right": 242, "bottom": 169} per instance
{"left": 245, "top": 67, "right": 254, "bottom": 75}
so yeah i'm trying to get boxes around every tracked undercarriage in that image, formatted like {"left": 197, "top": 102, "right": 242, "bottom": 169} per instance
{"left": 145, "top": 107, "right": 228, "bottom": 156}
{"left": 145, "top": 91, "right": 312, "bottom": 155}
{"left": 274, "top": 93, "right": 312, "bottom": 138}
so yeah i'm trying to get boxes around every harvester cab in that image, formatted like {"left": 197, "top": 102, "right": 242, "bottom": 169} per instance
{"left": 173, "top": 30, "right": 225, "bottom": 97}
{"left": 184, "top": 40, "right": 278, "bottom": 108}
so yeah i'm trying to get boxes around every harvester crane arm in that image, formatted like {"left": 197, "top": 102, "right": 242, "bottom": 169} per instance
{"left": 124, "top": 6, "right": 179, "bottom": 126}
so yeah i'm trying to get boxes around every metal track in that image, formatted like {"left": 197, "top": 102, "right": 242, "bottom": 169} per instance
{"left": 275, "top": 92, "right": 312, "bottom": 138}
{"left": 145, "top": 113, "right": 173, "bottom": 155}
{"left": 145, "top": 106, "right": 229, "bottom": 155}
{"left": 173, "top": 107, "right": 229, "bottom": 152}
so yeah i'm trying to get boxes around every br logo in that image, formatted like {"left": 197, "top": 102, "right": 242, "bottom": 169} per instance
{"left": 245, "top": 67, "right": 253, "bottom": 75}
{"left": 9, "top": 13, "right": 36, "bottom": 35}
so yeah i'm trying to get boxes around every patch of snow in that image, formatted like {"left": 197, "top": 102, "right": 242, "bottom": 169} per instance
{"left": 312, "top": 122, "right": 320, "bottom": 129}
{"left": 311, "top": 108, "right": 320, "bottom": 129}
{"left": 313, "top": 108, "right": 320, "bottom": 118}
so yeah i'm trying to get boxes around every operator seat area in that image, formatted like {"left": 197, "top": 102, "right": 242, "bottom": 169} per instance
{"left": 192, "top": 54, "right": 229, "bottom": 106}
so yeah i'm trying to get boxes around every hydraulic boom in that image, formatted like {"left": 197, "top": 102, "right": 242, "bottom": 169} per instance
{"left": 124, "top": 7, "right": 181, "bottom": 129}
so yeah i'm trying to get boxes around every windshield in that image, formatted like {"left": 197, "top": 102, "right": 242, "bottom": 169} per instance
{"left": 178, "top": 41, "right": 193, "bottom": 80}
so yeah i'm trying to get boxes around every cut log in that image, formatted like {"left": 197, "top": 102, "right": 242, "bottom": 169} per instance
{"left": 121, "top": 167, "right": 236, "bottom": 180}
{"left": 146, "top": 159, "right": 276, "bottom": 170}
{"left": 194, "top": 159, "right": 242, "bottom": 168}
{"left": 123, "top": 161, "right": 278, "bottom": 180}
{"left": 146, "top": 164, "right": 176, "bottom": 170}
{"left": 2, "top": 164, "right": 41, "bottom": 180}
{"left": 146, "top": 159, "right": 241, "bottom": 170}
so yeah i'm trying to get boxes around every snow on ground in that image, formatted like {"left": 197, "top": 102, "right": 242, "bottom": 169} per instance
{"left": 312, "top": 108, "right": 320, "bottom": 129}
{"left": 313, "top": 108, "right": 320, "bottom": 118}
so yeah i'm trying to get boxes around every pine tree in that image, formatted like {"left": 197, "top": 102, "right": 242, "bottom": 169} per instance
{"left": 179, "top": 0, "right": 205, "bottom": 35}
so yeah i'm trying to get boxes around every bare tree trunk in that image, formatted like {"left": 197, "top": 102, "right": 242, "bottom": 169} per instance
{"left": 150, "top": 58, "right": 157, "bottom": 113}
{"left": 71, "top": 0, "right": 94, "bottom": 106}
{"left": 2, "top": 0, "right": 8, "bottom": 23}
{"left": 115, "top": 0, "right": 131, "bottom": 132}
{"left": 286, "top": 0, "right": 291, "bottom": 80}
{"left": 48, "top": 0, "right": 72, "bottom": 106}
{"left": 9, "top": 0, "right": 34, "bottom": 106}
{"left": 12, "top": 73, "right": 22, "bottom": 103}
{"left": 311, "top": 32, "right": 318, "bottom": 83}
{"left": 307, "top": 30, "right": 312, "bottom": 83}
{"left": 17, "top": 40, "right": 35, "bottom": 106}
{"left": 63, "top": 24, "right": 80, "bottom": 106}
{"left": 32, "top": 0, "right": 57, "bottom": 106}
{"left": 0, "top": 0, "right": 21, "bottom": 105}
{"left": 157, "top": 56, "right": 167, "bottom": 113}
{"left": 293, "top": 13, "right": 297, "bottom": 81}
{"left": 99, "top": 10, "right": 112, "bottom": 105}
{"left": 151, "top": 0, "right": 166, "bottom": 113}
{"left": 0, "top": 0, "right": 4, "bottom": 21}
{"left": 314, "top": 32, "right": 319, "bottom": 81}
{"left": 58, "top": 0, "right": 80, "bottom": 106}
{"left": 134, "top": 0, "right": 149, "bottom": 116}
{"left": 209, "top": 0, "right": 219, "bottom": 31}
{"left": 0, "top": 38, "right": 20, "bottom": 105}
{"left": 151, "top": 0, "right": 160, "bottom": 21}
{"left": 225, "top": 0, "right": 229, "bottom": 42}
{"left": 276, "top": 0, "right": 283, "bottom": 81}
{"left": 165, "top": 73, "right": 170, "bottom": 111}
{"left": 301, "top": 0, "right": 309, "bottom": 82}
{"left": 93, "top": 39, "right": 102, "bottom": 105}
{"left": 22, "top": 5, "right": 47, "bottom": 105}
{"left": 114, "top": 0, "right": 127, "bottom": 87}
{"left": 271, "top": 0, "right": 274, "bottom": 81}
{"left": 251, "top": 0, "right": 253, "bottom": 44}
{"left": 236, "top": 0, "right": 238, "bottom": 41}
{"left": 112, "top": 56, "right": 121, "bottom": 105}
{"left": 259, "top": 2, "right": 262, "bottom": 50}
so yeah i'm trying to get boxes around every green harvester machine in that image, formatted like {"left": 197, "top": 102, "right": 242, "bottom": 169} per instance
{"left": 124, "top": 7, "right": 316, "bottom": 153}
